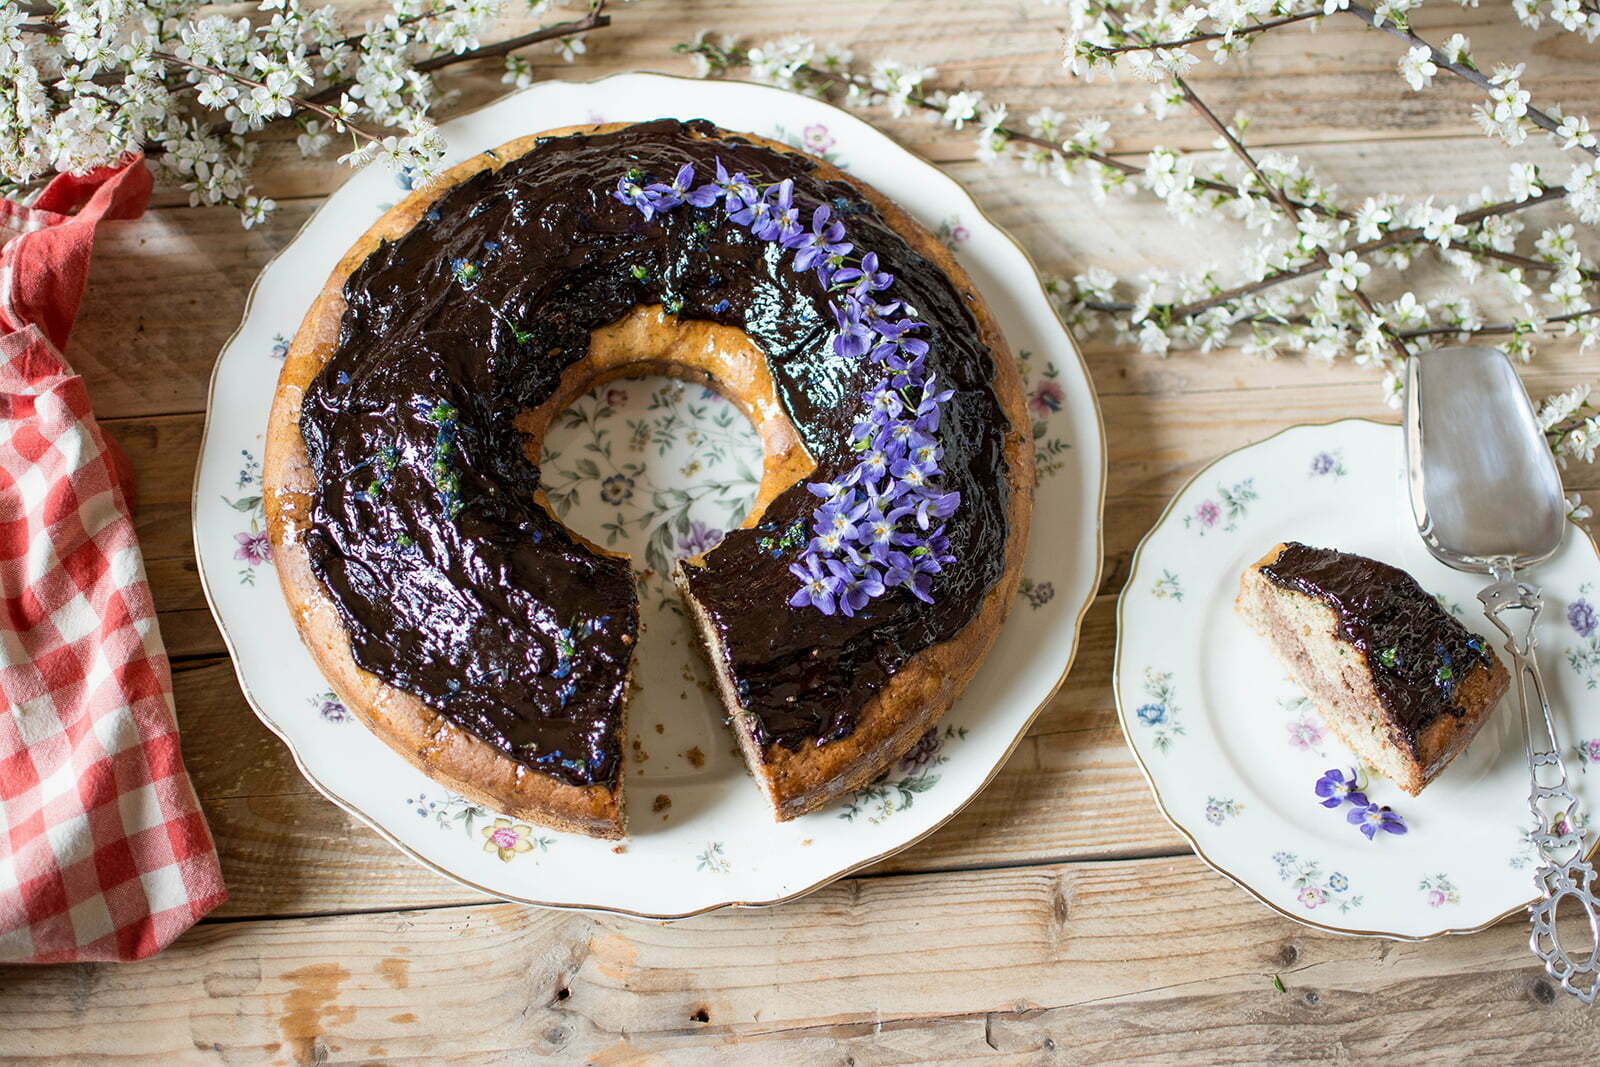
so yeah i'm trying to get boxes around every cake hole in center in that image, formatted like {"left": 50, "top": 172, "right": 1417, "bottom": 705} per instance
{"left": 539, "top": 374, "right": 762, "bottom": 570}
{"left": 539, "top": 374, "right": 765, "bottom": 794}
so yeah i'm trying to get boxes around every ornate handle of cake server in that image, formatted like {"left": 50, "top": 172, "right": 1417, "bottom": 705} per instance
{"left": 1479, "top": 567, "right": 1600, "bottom": 1005}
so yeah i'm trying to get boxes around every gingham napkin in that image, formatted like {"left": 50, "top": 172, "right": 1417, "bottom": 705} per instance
{"left": 0, "top": 155, "right": 226, "bottom": 963}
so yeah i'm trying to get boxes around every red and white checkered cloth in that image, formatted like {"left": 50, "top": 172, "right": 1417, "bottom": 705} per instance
{"left": 0, "top": 156, "right": 226, "bottom": 963}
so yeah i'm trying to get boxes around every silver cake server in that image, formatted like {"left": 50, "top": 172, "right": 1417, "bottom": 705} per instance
{"left": 1405, "top": 345, "right": 1599, "bottom": 1004}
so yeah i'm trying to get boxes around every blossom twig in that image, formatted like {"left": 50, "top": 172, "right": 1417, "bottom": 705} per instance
{"left": 1169, "top": 69, "right": 1408, "bottom": 359}
{"left": 1343, "top": 3, "right": 1600, "bottom": 161}
{"left": 1076, "top": 9, "right": 1324, "bottom": 57}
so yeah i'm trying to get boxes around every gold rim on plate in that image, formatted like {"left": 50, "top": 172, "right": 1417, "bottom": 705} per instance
{"left": 189, "top": 71, "right": 1109, "bottom": 919}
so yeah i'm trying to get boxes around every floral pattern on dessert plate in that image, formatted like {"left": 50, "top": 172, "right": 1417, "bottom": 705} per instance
{"left": 192, "top": 73, "right": 1105, "bottom": 918}
{"left": 1117, "top": 418, "right": 1600, "bottom": 939}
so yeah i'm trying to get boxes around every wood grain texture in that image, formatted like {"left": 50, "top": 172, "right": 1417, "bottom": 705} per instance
{"left": 2, "top": 856, "right": 1597, "bottom": 1063}
{"left": 6, "top": 0, "right": 1600, "bottom": 1061}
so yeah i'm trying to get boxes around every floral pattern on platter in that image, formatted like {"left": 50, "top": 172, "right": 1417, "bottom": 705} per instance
{"left": 1016, "top": 348, "right": 1073, "bottom": 480}
{"left": 1150, "top": 569, "right": 1183, "bottom": 602}
{"left": 1308, "top": 450, "right": 1346, "bottom": 478}
{"left": 1273, "top": 851, "right": 1363, "bottom": 913}
{"left": 309, "top": 689, "right": 348, "bottom": 724}
{"left": 934, "top": 215, "right": 970, "bottom": 252}
{"left": 1205, "top": 796, "right": 1244, "bottom": 825}
{"left": 405, "top": 792, "right": 554, "bottom": 862}
{"left": 771, "top": 121, "right": 841, "bottom": 164}
{"left": 1419, "top": 873, "right": 1461, "bottom": 908}
{"left": 1133, "top": 668, "right": 1184, "bottom": 752}
{"left": 1509, "top": 809, "right": 1584, "bottom": 870}
{"left": 696, "top": 842, "right": 730, "bottom": 873}
{"left": 1182, "top": 479, "right": 1256, "bottom": 535}
{"left": 270, "top": 333, "right": 290, "bottom": 360}
{"left": 1018, "top": 577, "right": 1055, "bottom": 610}
{"left": 540, "top": 380, "right": 761, "bottom": 588}
{"left": 222, "top": 449, "right": 270, "bottom": 585}
{"left": 1577, "top": 737, "right": 1600, "bottom": 772}
{"left": 839, "top": 725, "right": 967, "bottom": 823}
{"left": 1565, "top": 589, "right": 1600, "bottom": 689}
{"left": 192, "top": 74, "right": 1106, "bottom": 921}
{"left": 1281, "top": 695, "right": 1329, "bottom": 757}
{"left": 481, "top": 818, "right": 553, "bottom": 862}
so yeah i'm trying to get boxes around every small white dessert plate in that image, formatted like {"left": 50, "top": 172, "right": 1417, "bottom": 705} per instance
{"left": 193, "top": 73, "right": 1105, "bottom": 918}
{"left": 1116, "top": 417, "right": 1600, "bottom": 939}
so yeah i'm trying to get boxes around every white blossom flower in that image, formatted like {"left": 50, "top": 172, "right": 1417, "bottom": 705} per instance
{"left": 1507, "top": 161, "right": 1542, "bottom": 201}
{"left": 1418, "top": 201, "right": 1467, "bottom": 248}
{"left": 1027, "top": 107, "right": 1067, "bottom": 141}
{"left": 502, "top": 54, "right": 534, "bottom": 89}
{"left": 940, "top": 90, "right": 983, "bottom": 130}
{"left": 1398, "top": 45, "right": 1436, "bottom": 91}
{"left": 1386, "top": 291, "right": 1429, "bottom": 328}
{"left": 1354, "top": 197, "right": 1392, "bottom": 241}
{"left": 1537, "top": 384, "right": 1592, "bottom": 432}
{"left": 1070, "top": 116, "right": 1112, "bottom": 154}
{"left": 1566, "top": 159, "right": 1600, "bottom": 224}
{"left": 1137, "top": 320, "right": 1172, "bottom": 356}
{"left": 1554, "top": 113, "right": 1597, "bottom": 152}
{"left": 1440, "top": 32, "right": 1471, "bottom": 65}
{"left": 1325, "top": 251, "right": 1371, "bottom": 291}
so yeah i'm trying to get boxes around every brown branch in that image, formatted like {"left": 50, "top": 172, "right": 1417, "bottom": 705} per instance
{"left": 777, "top": 62, "right": 1351, "bottom": 220}
{"left": 150, "top": 49, "right": 384, "bottom": 144}
{"left": 141, "top": 2, "right": 612, "bottom": 158}
{"left": 1077, "top": 9, "right": 1323, "bottom": 57}
{"left": 1470, "top": 244, "right": 1599, "bottom": 283}
{"left": 415, "top": 4, "right": 609, "bottom": 74}
{"left": 1164, "top": 186, "right": 1577, "bottom": 321}
{"left": 1398, "top": 306, "right": 1599, "bottom": 340}
{"left": 301, "top": 3, "right": 610, "bottom": 108}
{"left": 1076, "top": 298, "right": 1598, "bottom": 345}
{"left": 1168, "top": 69, "right": 1410, "bottom": 360}
{"left": 1343, "top": 2, "right": 1600, "bottom": 160}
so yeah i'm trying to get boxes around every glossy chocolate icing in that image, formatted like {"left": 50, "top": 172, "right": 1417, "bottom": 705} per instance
{"left": 1259, "top": 542, "right": 1492, "bottom": 743}
{"left": 299, "top": 119, "right": 1013, "bottom": 787}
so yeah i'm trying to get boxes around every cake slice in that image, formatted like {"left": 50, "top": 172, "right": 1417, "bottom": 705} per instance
{"left": 1235, "top": 542, "right": 1509, "bottom": 796}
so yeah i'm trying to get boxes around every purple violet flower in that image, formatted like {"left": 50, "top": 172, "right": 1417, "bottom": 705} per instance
{"left": 788, "top": 553, "right": 841, "bottom": 615}
{"left": 747, "top": 179, "right": 798, "bottom": 242}
{"left": 643, "top": 162, "right": 697, "bottom": 212}
{"left": 785, "top": 204, "right": 853, "bottom": 273}
{"left": 832, "top": 252, "right": 896, "bottom": 299}
{"left": 1314, "top": 767, "right": 1365, "bottom": 809}
{"left": 1348, "top": 803, "right": 1408, "bottom": 840}
{"left": 613, "top": 173, "right": 657, "bottom": 218}
{"left": 870, "top": 317, "right": 930, "bottom": 367}
{"left": 831, "top": 299, "right": 875, "bottom": 360}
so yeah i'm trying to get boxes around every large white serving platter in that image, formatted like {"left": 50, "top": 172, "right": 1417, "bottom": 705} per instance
{"left": 193, "top": 73, "right": 1106, "bottom": 917}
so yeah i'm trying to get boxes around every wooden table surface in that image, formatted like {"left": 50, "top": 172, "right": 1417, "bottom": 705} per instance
{"left": 5, "top": 1, "right": 1600, "bottom": 1062}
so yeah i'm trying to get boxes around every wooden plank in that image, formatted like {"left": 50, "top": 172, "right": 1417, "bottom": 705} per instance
{"left": 1, "top": 855, "right": 1594, "bottom": 1063}
{"left": 68, "top": 203, "right": 313, "bottom": 420}
{"left": 146, "top": 0, "right": 1596, "bottom": 205}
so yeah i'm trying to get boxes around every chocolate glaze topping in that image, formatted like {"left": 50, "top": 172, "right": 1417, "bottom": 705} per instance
{"left": 1259, "top": 542, "right": 1492, "bottom": 745}
{"left": 299, "top": 119, "right": 1013, "bottom": 789}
